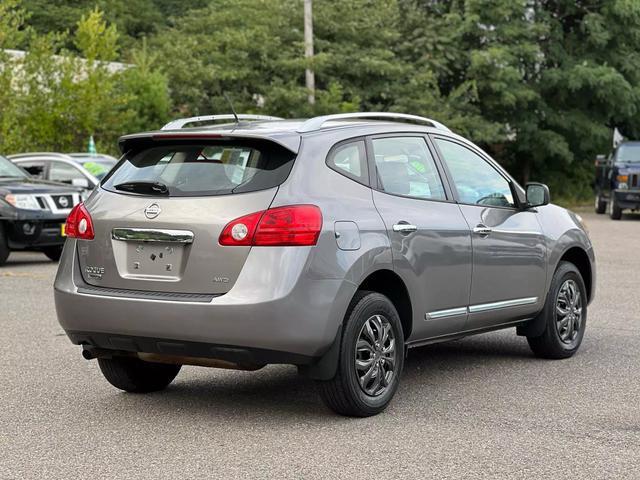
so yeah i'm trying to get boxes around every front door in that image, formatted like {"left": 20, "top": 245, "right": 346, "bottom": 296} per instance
{"left": 369, "top": 135, "right": 472, "bottom": 341}
{"left": 433, "top": 137, "right": 547, "bottom": 330}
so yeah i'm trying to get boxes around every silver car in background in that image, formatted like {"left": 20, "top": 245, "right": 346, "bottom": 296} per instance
{"left": 54, "top": 113, "right": 595, "bottom": 416}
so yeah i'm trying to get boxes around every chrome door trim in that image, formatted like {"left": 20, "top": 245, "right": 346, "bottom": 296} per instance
{"left": 468, "top": 296, "right": 538, "bottom": 314}
{"left": 112, "top": 228, "right": 194, "bottom": 244}
{"left": 424, "top": 307, "right": 468, "bottom": 321}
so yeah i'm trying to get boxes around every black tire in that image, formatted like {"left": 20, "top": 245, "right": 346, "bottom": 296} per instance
{"left": 609, "top": 196, "right": 622, "bottom": 220}
{"left": 527, "top": 261, "right": 587, "bottom": 359}
{"left": 0, "top": 223, "right": 9, "bottom": 267}
{"left": 594, "top": 194, "right": 606, "bottom": 214}
{"left": 98, "top": 356, "right": 181, "bottom": 393}
{"left": 43, "top": 246, "right": 63, "bottom": 262}
{"left": 317, "top": 291, "right": 404, "bottom": 417}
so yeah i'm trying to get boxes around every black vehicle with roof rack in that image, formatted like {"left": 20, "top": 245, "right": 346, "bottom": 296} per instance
{"left": 0, "top": 154, "right": 83, "bottom": 265}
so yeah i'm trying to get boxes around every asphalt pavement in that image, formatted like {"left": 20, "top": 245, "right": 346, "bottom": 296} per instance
{"left": 1, "top": 211, "right": 639, "bottom": 479}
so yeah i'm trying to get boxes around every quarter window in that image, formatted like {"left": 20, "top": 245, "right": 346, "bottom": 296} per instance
{"left": 435, "top": 139, "right": 514, "bottom": 208}
{"left": 372, "top": 137, "right": 446, "bottom": 200}
{"left": 326, "top": 140, "right": 368, "bottom": 184}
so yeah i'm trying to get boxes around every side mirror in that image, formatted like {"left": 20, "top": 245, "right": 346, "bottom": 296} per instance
{"left": 595, "top": 154, "right": 608, "bottom": 167}
{"left": 71, "top": 177, "right": 90, "bottom": 189}
{"left": 526, "top": 183, "right": 550, "bottom": 208}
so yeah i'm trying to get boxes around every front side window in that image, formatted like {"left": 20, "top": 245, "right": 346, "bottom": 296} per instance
{"left": 16, "top": 161, "right": 46, "bottom": 178}
{"left": 435, "top": 139, "right": 514, "bottom": 208}
{"left": 103, "top": 141, "right": 295, "bottom": 197}
{"left": 326, "top": 140, "right": 368, "bottom": 184}
{"left": 372, "top": 136, "right": 446, "bottom": 200}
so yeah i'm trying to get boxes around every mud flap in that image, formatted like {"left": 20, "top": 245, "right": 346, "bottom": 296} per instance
{"left": 297, "top": 325, "right": 342, "bottom": 380}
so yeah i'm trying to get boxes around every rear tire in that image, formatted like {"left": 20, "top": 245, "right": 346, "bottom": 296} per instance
{"left": 609, "top": 196, "right": 622, "bottom": 220}
{"left": 43, "top": 246, "right": 63, "bottom": 262}
{"left": 98, "top": 356, "right": 181, "bottom": 393}
{"left": 594, "top": 194, "right": 606, "bottom": 214}
{"left": 316, "top": 291, "right": 404, "bottom": 417}
{"left": 0, "top": 223, "right": 9, "bottom": 267}
{"left": 527, "top": 261, "right": 587, "bottom": 359}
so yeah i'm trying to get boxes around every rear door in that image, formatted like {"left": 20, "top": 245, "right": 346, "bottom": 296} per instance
{"left": 432, "top": 136, "right": 547, "bottom": 329}
{"left": 368, "top": 134, "right": 472, "bottom": 340}
{"left": 77, "top": 139, "right": 296, "bottom": 295}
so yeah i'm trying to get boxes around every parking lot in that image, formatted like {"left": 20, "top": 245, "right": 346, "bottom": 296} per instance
{"left": 1, "top": 211, "right": 639, "bottom": 479}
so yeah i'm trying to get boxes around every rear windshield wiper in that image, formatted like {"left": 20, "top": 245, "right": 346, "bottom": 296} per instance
{"left": 114, "top": 181, "right": 169, "bottom": 196}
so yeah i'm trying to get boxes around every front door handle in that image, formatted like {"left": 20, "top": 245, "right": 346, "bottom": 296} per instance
{"left": 473, "top": 224, "right": 492, "bottom": 236}
{"left": 392, "top": 223, "right": 418, "bottom": 234}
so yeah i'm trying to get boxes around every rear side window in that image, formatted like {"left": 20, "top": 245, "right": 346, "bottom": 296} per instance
{"left": 372, "top": 137, "right": 446, "bottom": 200}
{"left": 103, "top": 141, "right": 295, "bottom": 197}
{"left": 326, "top": 140, "right": 368, "bottom": 185}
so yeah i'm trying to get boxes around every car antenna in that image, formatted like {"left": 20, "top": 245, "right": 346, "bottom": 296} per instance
{"left": 223, "top": 92, "right": 239, "bottom": 124}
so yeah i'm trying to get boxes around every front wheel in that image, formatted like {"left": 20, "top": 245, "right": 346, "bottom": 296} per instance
{"left": 609, "top": 196, "right": 622, "bottom": 220}
{"left": 594, "top": 194, "right": 606, "bottom": 214}
{"left": 0, "top": 223, "right": 9, "bottom": 266}
{"left": 98, "top": 356, "right": 181, "bottom": 393}
{"left": 527, "top": 261, "right": 587, "bottom": 359}
{"left": 317, "top": 291, "right": 404, "bottom": 417}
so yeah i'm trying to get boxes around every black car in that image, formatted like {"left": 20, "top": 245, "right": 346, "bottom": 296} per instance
{"left": 0, "top": 154, "right": 83, "bottom": 265}
{"left": 594, "top": 141, "right": 640, "bottom": 219}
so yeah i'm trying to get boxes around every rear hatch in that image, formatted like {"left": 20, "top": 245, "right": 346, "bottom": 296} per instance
{"left": 76, "top": 137, "right": 297, "bottom": 294}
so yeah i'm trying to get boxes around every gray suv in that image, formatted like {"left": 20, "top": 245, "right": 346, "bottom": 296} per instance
{"left": 54, "top": 113, "right": 595, "bottom": 416}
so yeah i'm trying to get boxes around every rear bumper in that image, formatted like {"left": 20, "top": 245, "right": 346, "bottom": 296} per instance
{"left": 54, "top": 240, "right": 355, "bottom": 360}
{"left": 613, "top": 190, "right": 640, "bottom": 209}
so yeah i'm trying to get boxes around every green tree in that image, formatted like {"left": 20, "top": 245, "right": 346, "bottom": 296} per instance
{"left": 0, "top": 6, "right": 170, "bottom": 155}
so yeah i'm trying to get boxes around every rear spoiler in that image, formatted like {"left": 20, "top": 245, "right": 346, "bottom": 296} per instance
{"left": 118, "top": 131, "right": 301, "bottom": 155}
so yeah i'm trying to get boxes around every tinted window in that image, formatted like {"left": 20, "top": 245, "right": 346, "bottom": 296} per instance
{"left": 435, "top": 139, "right": 514, "bottom": 208}
{"left": 327, "top": 140, "right": 368, "bottom": 184}
{"left": 372, "top": 137, "right": 446, "bottom": 200}
{"left": 103, "top": 141, "right": 295, "bottom": 197}
{"left": 50, "top": 162, "right": 85, "bottom": 184}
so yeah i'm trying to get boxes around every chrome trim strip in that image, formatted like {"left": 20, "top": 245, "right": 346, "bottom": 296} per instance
{"left": 468, "top": 296, "right": 538, "bottom": 313}
{"left": 112, "top": 228, "right": 194, "bottom": 244}
{"left": 491, "top": 229, "right": 541, "bottom": 236}
{"left": 425, "top": 307, "right": 467, "bottom": 321}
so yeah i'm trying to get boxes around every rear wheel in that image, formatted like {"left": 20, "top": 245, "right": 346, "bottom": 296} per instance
{"left": 43, "top": 246, "right": 63, "bottom": 262}
{"left": 0, "top": 223, "right": 9, "bottom": 266}
{"left": 594, "top": 194, "right": 606, "bottom": 214}
{"left": 317, "top": 291, "right": 404, "bottom": 417}
{"left": 98, "top": 356, "right": 181, "bottom": 393}
{"left": 527, "top": 261, "right": 587, "bottom": 359}
{"left": 609, "top": 195, "right": 622, "bottom": 220}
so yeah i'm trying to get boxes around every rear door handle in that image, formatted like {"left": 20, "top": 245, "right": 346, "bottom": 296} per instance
{"left": 473, "top": 224, "right": 492, "bottom": 236}
{"left": 392, "top": 223, "right": 418, "bottom": 234}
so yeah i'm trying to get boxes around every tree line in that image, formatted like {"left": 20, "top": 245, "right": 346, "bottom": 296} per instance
{"left": 3, "top": 0, "right": 640, "bottom": 203}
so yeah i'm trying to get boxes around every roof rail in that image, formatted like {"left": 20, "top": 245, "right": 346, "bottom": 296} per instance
{"left": 161, "top": 114, "right": 284, "bottom": 130}
{"left": 297, "top": 112, "right": 451, "bottom": 133}
{"left": 7, "top": 152, "right": 73, "bottom": 160}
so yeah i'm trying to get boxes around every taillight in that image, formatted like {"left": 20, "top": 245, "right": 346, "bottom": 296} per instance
{"left": 65, "top": 203, "right": 95, "bottom": 240}
{"left": 219, "top": 205, "right": 322, "bottom": 247}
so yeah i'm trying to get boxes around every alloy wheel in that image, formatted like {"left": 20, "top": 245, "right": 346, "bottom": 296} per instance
{"left": 355, "top": 314, "right": 397, "bottom": 396}
{"left": 555, "top": 279, "right": 583, "bottom": 344}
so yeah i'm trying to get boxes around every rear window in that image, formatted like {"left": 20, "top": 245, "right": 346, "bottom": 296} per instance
{"left": 103, "top": 141, "right": 295, "bottom": 197}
